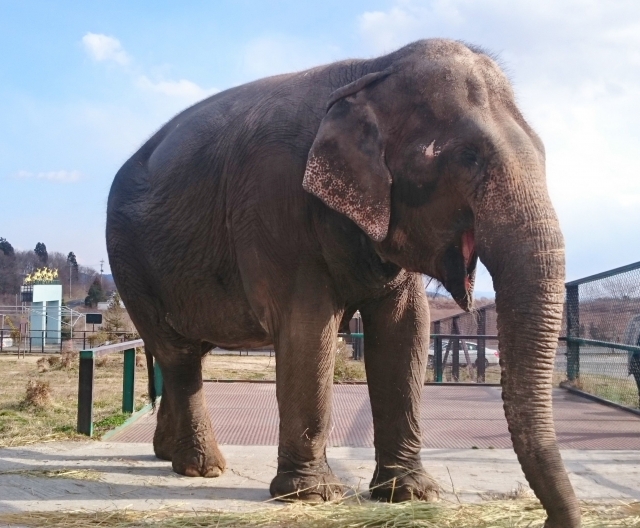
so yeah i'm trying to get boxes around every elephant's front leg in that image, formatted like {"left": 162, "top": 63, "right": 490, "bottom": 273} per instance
{"left": 269, "top": 294, "right": 343, "bottom": 502}
{"left": 154, "top": 350, "right": 226, "bottom": 477}
{"left": 361, "top": 273, "right": 439, "bottom": 502}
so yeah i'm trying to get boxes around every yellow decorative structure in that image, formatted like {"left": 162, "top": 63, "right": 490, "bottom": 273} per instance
{"left": 23, "top": 267, "right": 59, "bottom": 285}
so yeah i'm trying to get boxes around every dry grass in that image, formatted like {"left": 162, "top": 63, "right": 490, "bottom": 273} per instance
{"left": 0, "top": 353, "right": 149, "bottom": 448}
{"left": 0, "top": 500, "right": 637, "bottom": 527}
{"left": 202, "top": 354, "right": 277, "bottom": 380}
{"left": 22, "top": 379, "right": 52, "bottom": 408}
{"left": 564, "top": 374, "right": 640, "bottom": 409}
{"left": 0, "top": 468, "right": 102, "bottom": 481}
{"left": 333, "top": 340, "right": 366, "bottom": 382}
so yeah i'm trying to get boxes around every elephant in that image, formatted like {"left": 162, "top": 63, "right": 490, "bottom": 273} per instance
{"left": 106, "top": 39, "right": 580, "bottom": 527}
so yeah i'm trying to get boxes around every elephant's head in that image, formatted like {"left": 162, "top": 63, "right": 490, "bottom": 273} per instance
{"left": 303, "top": 39, "right": 580, "bottom": 527}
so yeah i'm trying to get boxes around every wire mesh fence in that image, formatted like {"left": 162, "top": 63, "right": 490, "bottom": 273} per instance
{"left": 563, "top": 261, "right": 640, "bottom": 410}
{"left": 430, "top": 261, "right": 640, "bottom": 411}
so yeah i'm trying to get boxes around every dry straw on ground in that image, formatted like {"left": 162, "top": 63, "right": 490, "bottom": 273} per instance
{"left": 22, "top": 379, "right": 52, "bottom": 408}
{"left": 0, "top": 500, "right": 638, "bottom": 527}
{"left": 0, "top": 468, "right": 102, "bottom": 481}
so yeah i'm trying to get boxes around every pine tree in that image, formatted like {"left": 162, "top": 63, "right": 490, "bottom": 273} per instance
{"left": 67, "top": 252, "right": 79, "bottom": 281}
{"left": 86, "top": 277, "right": 107, "bottom": 307}
{"left": 34, "top": 242, "right": 48, "bottom": 264}
{"left": 0, "top": 238, "right": 14, "bottom": 257}
{"left": 0, "top": 237, "right": 17, "bottom": 294}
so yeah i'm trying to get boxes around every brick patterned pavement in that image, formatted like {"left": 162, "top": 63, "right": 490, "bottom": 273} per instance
{"left": 109, "top": 384, "right": 640, "bottom": 449}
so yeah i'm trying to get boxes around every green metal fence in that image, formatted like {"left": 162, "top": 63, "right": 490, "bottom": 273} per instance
{"left": 430, "top": 260, "right": 640, "bottom": 412}
{"left": 76, "top": 339, "right": 163, "bottom": 436}
{"left": 562, "top": 261, "right": 640, "bottom": 411}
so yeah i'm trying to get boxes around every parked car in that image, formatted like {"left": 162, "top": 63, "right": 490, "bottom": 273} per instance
{"left": 428, "top": 340, "right": 499, "bottom": 368}
{"left": 1, "top": 336, "right": 13, "bottom": 348}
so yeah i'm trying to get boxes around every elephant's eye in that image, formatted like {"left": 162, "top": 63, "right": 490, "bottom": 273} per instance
{"left": 460, "top": 148, "right": 479, "bottom": 167}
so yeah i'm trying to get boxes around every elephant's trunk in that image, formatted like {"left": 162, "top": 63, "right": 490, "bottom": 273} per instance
{"left": 475, "top": 154, "right": 581, "bottom": 527}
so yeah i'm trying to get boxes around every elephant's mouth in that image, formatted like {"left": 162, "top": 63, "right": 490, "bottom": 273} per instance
{"left": 442, "top": 229, "right": 477, "bottom": 311}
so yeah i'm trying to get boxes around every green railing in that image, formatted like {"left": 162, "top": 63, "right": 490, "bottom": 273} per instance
{"left": 76, "top": 339, "right": 163, "bottom": 436}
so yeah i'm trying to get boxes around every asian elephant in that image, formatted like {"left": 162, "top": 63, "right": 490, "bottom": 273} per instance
{"left": 106, "top": 39, "right": 580, "bottom": 527}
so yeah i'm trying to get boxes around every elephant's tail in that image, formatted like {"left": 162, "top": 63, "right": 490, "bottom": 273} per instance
{"left": 145, "top": 347, "right": 157, "bottom": 410}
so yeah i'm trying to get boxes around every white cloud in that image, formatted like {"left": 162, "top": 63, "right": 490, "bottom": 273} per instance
{"left": 82, "top": 33, "right": 216, "bottom": 105}
{"left": 82, "top": 33, "right": 130, "bottom": 65}
{"left": 136, "top": 75, "right": 218, "bottom": 102}
{"left": 14, "top": 170, "right": 82, "bottom": 183}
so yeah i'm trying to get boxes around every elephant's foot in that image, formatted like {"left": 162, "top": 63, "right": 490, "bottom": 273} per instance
{"left": 171, "top": 426, "right": 226, "bottom": 478}
{"left": 153, "top": 422, "right": 176, "bottom": 462}
{"left": 370, "top": 461, "right": 440, "bottom": 502}
{"left": 269, "top": 458, "right": 344, "bottom": 502}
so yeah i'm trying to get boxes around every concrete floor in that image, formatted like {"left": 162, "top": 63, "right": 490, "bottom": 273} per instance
{"left": 2, "top": 384, "right": 639, "bottom": 517}
{"left": 1, "top": 442, "right": 639, "bottom": 514}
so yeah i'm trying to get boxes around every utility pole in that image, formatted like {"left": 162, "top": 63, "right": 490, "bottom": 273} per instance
{"left": 69, "top": 261, "right": 72, "bottom": 300}
{"left": 100, "top": 260, "right": 104, "bottom": 288}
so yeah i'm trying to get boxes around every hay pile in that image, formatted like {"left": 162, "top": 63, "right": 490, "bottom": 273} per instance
{"left": 36, "top": 351, "right": 78, "bottom": 372}
{"left": 22, "top": 379, "right": 52, "bottom": 408}
{"left": 0, "top": 500, "right": 638, "bottom": 527}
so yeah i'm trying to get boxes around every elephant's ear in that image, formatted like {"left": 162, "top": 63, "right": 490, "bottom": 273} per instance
{"left": 303, "top": 71, "right": 393, "bottom": 242}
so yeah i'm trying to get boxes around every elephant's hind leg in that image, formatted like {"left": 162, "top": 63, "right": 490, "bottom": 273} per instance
{"left": 154, "top": 345, "right": 226, "bottom": 477}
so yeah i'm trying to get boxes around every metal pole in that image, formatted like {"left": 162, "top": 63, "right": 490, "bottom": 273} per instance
{"left": 434, "top": 321, "right": 443, "bottom": 383}
{"left": 452, "top": 316, "right": 460, "bottom": 382}
{"left": 477, "top": 308, "right": 486, "bottom": 383}
{"left": 153, "top": 360, "right": 164, "bottom": 400}
{"left": 122, "top": 348, "right": 136, "bottom": 413}
{"left": 77, "top": 350, "right": 95, "bottom": 436}
{"left": 566, "top": 284, "right": 580, "bottom": 381}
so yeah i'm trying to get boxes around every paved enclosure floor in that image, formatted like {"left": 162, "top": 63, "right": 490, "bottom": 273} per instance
{"left": 1, "top": 444, "right": 640, "bottom": 514}
{"left": 1, "top": 384, "right": 640, "bottom": 517}
{"left": 110, "top": 383, "right": 640, "bottom": 450}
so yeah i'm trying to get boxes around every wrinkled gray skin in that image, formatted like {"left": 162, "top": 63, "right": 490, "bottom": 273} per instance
{"left": 107, "top": 39, "right": 580, "bottom": 527}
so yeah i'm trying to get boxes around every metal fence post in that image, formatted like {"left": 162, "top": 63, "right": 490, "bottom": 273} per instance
{"left": 77, "top": 350, "right": 95, "bottom": 436}
{"left": 477, "top": 308, "right": 486, "bottom": 383}
{"left": 452, "top": 316, "right": 460, "bottom": 382}
{"left": 566, "top": 284, "right": 580, "bottom": 381}
{"left": 434, "top": 321, "right": 443, "bottom": 383}
{"left": 122, "top": 348, "right": 136, "bottom": 413}
{"left": 154, "top": 360, "right": 164, "bottom": 400}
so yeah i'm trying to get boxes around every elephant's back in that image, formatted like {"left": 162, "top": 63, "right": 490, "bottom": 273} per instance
{"left": 105, "top": 69, "right": 332, "bottom": 347}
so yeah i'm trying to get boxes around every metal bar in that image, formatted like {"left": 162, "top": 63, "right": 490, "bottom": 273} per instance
{"left": 433, "top": 321, "right": 443, "bottom": 383}
{"left": 566, "top": 337, "right": 640, "bottom": 354}
{"left": 565, "top": 260, "right": 640, "bottom": 287}
{"left": 153, "top": 360, "right": 163, "bottom": 400}
{"left": 93, "top": 339, "right": 144, "bottom": 358}
{"left": 566, "top": 284, "right": 580, "bottom": 381}
{"left": 430, "top": 334, "right": 498, "bottom": 339}
{"left": 122, "top": 348, "right": 136, "bottom": 413}
{"left": 477, "top": 308, "right": 486, "bottom": 383}
{"left": 452, "top": 317, "right": 460, "bottom": 382}
{"left": 77, "top": 350, "right": 95, "bottom": 436}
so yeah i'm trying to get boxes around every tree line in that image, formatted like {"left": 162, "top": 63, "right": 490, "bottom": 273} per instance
{"left": 0, "top": 237, "right": 104, "bottom": 302}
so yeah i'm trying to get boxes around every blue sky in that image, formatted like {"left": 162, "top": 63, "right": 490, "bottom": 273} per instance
{"left": 1, "top": 0, "right": 639, "bottom": 294}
